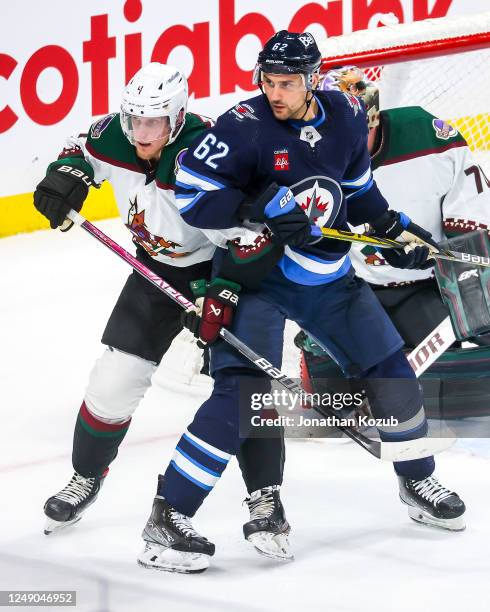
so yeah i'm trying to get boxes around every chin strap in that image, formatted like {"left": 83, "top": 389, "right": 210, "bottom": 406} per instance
{"left": 298, "top": 93, "right": 313, "bottom": 121}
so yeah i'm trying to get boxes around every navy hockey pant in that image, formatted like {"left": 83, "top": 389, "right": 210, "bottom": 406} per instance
{"left": 160, "top": 267, "right": 434, "bottom": 516}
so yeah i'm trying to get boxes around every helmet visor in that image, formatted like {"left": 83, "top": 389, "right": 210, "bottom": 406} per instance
{"left": 120, "top": 112, "right": 171, "bottom": 145}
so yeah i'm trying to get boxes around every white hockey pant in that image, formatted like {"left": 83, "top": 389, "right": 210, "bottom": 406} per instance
{"left": 84, "top": 347, "right": 157, "bottom": 423}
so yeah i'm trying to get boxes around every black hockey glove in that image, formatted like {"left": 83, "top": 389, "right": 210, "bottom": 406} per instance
{"left": 371, "top": 210, "right": 439, "bottom": 270}
{"left": 181, "top": 278, "right": 241, "bottom": 345}
{"left": 34, "top": 165, "right": 92, "bottom": 229}
{"left": 241, "top": 183, "right": 311, "bottom": 248}
{"left": 218, "top": 230, "right": 284, "bottom": 291}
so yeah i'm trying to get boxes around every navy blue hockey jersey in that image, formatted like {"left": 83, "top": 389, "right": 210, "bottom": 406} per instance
{"left": 175, "top": 90, "right": 390, "bottom": 285}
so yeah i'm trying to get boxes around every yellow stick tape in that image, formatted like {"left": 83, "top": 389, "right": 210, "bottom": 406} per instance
{"left": 0, "top": 182, "right": 118, "bottom": 238}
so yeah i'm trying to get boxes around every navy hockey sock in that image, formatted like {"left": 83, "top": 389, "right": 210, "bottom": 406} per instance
{"left": 364, "top": 350, "right": 435, "bottom": 480}
{"left": 72, "top": 401, "right": 131, "bottom": 478}
{"left": 159, "top": 368, "right": 268, "bottom": 516}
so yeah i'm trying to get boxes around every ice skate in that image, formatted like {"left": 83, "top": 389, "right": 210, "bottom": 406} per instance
{"left": 137, "top": 496, "right": 215, "bottom": 574}
{"left": 44, "top": 469, "right": 107, "bottom": 534}
{"left": 243, "top": 486, "right": 293, "bottom": 561}
{"left": 398, "top": 475, "right": 466, "bottom": 531}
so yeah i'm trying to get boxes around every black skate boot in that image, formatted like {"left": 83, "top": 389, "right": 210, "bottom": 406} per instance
{"left": 137, "top": 496, "right": 215, "bottom": 574}
{"left": 398, "top": 475, "right": 466, "bottom": 531}
{"left": 243, "top": 485, "right": 293, "bottom": 560}
{"left": 44, "top": 469, "right": 107, "bottom": 534}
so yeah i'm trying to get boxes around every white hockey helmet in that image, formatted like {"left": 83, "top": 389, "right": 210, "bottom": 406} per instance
{"left": 120, "top": 62, "right": 188, "bottom": 146}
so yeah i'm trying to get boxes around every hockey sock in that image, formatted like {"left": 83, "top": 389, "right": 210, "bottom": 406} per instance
{"left": 159, "top": 368, "right": 265, "bottom": 516}
{"left": 72, "top": 401, "right": 131, "bottom": 478}
{"left": 237, "top": 435, "right": 285, "bottom": 494}
{"left": 364, "top": 350, "right": 435, "bottom": 480}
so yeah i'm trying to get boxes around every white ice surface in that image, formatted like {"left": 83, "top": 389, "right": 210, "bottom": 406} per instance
{"left": 0, "top": 219, "right": 488, "bottom": 612}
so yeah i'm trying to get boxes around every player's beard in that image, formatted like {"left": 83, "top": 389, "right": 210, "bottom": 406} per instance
{"left": 270, "top": 95, "right": 312, "bottom": 121}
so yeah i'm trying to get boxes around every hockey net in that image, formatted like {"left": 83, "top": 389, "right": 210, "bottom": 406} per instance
{"left": 319, "top": 11, "right": 490, "bottom": 175}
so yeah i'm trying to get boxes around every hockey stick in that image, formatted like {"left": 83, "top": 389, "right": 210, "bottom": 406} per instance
{"left": 65, "top": 210, "right": 453, "bottom": 462}
{"left": 407, "top": 316, "right": 456, "bottom": 377}
{"left": 310, "top": 226, "right": 490, "bottom": 269}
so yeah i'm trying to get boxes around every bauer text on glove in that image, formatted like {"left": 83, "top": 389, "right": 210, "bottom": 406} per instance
{"left": 240, "top": 182, "right": 311, "bottom": 248}
{"left": 33, "top": 165, "right": 93, "bottom": 229}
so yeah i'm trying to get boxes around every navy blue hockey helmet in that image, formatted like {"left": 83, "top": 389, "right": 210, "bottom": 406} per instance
{"left": 253, "top": 30, "right": 322, "bottom": 90}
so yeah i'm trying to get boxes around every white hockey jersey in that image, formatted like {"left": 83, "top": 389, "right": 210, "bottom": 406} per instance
{"left": 50, "top": 112, "right": 217, "bottom": 267}
{"left": 349, "top": 106, "right": 490, "bottom": 286}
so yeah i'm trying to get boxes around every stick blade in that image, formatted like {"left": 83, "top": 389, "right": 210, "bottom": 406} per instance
{"left": 380, "top": 436, "right": 456, "bottom": 462}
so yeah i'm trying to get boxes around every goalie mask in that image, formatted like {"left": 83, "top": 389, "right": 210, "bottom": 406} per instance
{"left": 253, "top": 30, "right": 322, "bottom": 91}
{"left": 320, "top": 66, "right": 380, "bottom": 129}
{"left": 120, "top": 62, "right": 188, "bottom": 146}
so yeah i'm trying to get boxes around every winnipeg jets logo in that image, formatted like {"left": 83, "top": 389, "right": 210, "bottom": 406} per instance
{"left": 289, "top": 176, "right": 342, "bottom": 227}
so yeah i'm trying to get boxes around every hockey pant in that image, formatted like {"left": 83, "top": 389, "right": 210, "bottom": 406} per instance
{"left": 71, "top": 248, "right": 284, "bottom": 492}
{"left": 160, "top": 267, "right": 434, "bottom": 517}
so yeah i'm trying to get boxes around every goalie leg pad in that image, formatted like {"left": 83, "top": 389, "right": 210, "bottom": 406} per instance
{"left": 435, "top": 230, "right": 490, "bottom": 340}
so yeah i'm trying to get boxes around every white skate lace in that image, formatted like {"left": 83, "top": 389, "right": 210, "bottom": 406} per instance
{"left": 245, "top": 487, "right": 277, "bottom": 520}
{"left": 55, "top": 472, "right": 96, "bottom": 505}
{"left": 170, "top": 510, "right": 200, "bottom": 538}
{"left": 411, "top": 476, "right": 454, "bottom": 506}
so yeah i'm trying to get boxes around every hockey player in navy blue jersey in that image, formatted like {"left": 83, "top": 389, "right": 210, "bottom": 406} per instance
{"left": 137, "top": 32, "right": 466, "bottom": 573}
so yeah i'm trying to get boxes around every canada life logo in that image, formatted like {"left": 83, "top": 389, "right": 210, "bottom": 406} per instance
{"left": 0, "top": 0, "right": 453, "bottom": 133}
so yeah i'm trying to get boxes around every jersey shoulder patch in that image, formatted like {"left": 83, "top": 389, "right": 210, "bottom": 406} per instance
{"left": 229, "top": 102, "right": 260, "bottom": 122}
{"left": 90, "top": 113, "right": 117, "bottom": 139}
{"left": 431, "top": 118, "right": 460, "bottom": 141}
{"left": 225, "top": 94, "right": 266, "bottom": 123}
{"left": 317, "top": 89, "right": 367, "bottom": 131}
{"left": 380, "top": 106, "right": 466, "bottom": 165}
{"left": 86, "top": 112, "right": 136, "bottom": 166}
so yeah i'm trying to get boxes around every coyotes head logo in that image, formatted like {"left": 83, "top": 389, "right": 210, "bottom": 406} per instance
{"left": 126, "top": 197, "right": 189, "bottom": 258}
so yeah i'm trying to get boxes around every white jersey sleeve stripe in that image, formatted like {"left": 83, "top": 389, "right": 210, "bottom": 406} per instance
{"left": 341, "top": 167, "right": 372, "bottom": 188}
{"left": 176, "top": 165, "right": 225, "bottom": 193}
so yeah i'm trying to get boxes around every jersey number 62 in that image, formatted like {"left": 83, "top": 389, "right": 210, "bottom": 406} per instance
{"left": 193, "top": 133, "right": 229, "bottom": 169}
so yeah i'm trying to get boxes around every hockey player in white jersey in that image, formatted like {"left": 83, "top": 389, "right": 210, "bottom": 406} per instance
{"left": 323, "top": 66, "right": 490, "bottom": 344}
{"left": 34, "top": 63, "right": 290, "bottom": 555}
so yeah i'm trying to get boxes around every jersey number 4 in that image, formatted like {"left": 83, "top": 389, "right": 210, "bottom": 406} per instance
{"left": 193, "top": 133, "right": 229, "bottom": 169}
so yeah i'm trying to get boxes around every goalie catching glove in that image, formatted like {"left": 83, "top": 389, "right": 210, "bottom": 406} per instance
{"left": 34, "top": 164, "right": 94, "bottom": 229}
{"left": 371, "top": 210, "right": 439, "bottom": 270}
{"left": 182, "top": 278, "right": 241, "bottom": 345}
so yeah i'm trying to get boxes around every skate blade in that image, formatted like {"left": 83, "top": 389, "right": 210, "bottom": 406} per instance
{"left": 407, "top": 505, "right": 466, "bottom": 532}
{"left": 247, "top": 532, "right": 294, "bottom": 561}
{"left": 137, "top": 543, "right": 211, "bottom": 574}
{"left": 44, "top": 514, "right": 82, "bottom": 535}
